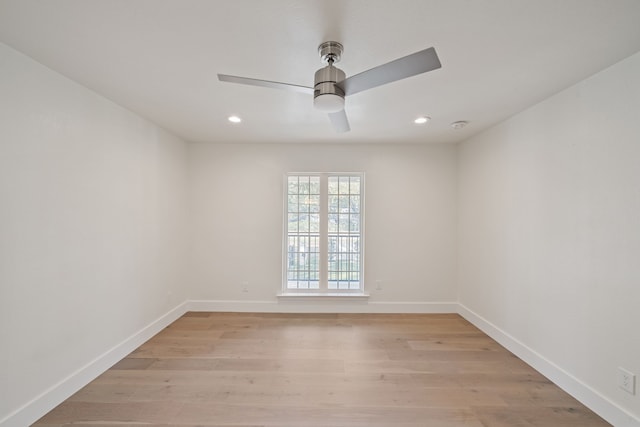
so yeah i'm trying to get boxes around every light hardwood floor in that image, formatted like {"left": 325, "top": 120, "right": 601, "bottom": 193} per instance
{"left": 34, "top": 312, "right": 610, "bottom": 426}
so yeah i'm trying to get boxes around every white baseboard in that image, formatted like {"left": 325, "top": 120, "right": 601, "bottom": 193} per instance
{"left": 457, "top": 303, "right": 640, "bottom": 427}
{"left": 0, "top": 302, "right": 188, "bottom": 427}
{"left": 187, "top": 299, "right": 459, "bottom": 313}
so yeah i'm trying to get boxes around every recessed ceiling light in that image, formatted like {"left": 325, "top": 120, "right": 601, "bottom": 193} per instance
{"left": 414, "top": 116, "right": 430, "bottom": 124}
{"left": 228, "top": 115, "right": 242, "bottom": 123}
{"left": 451, "top": 120, "right": 468, "bottom": 130}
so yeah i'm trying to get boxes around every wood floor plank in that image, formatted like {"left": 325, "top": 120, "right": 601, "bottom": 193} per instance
{"left": 32, "top": 313, "right": 611, "bottom": 426}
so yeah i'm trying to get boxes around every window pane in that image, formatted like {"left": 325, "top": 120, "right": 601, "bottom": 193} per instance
{"left": 328, "top": 238, "right": 337, "bottom": 254}
{"left": 350, "top": 177, "right": 360, "bottom": 194}
{"left": 299, "top": 216, "right": 309, "bottom": 232}
{"left": 309, "top": 195, "right": 320, "bottom": 213}
{"left": 338, "top": 196, "right": 349, "bottom": 212}
{"left": 310, "top": 253, "right": 318, "bottom": 272}
{"left": 288, "top": 176, "right": 298, "bottom": 195}
{"left": 350, "top": 216, "right": 360, "bottom": 232}
{"left": 288, "top": 213, "right": 298, "bottom": 232}
{"left": 309, "top": 177, "right": 320, "bottom": 194}
{"left": 350, "top": 195, "right": 360, "bottom": 213}
{"left": 338, "top": 177, "right": 350, "bottom": 194}
{"left": 328, "top": 195, "right": 338, "bottom": 213}
{"left": 300, "top": 196, "right": 311, "bottom": 212}
{"left": 339, "top": 214, "right": 350, "bottom": 233}
{"left": 310, "top": 214, "right": 320, "bottom": 233}
{"left": 299, "top": 177, "right": 310, "bottom": 194}
{"left": 328, "top": 176, "right": 338, "bottom": 194}
{"left": 328, "top": 214, "right": 338, "bottom": 233}
{"left": 288, "top": 195, "right": 299, "bottom": 212}
{"left": 352, "top": 236, "right": 360, "bottom": 252}
{"left": 352, "top": 254, "right": 360, "bottom": 271}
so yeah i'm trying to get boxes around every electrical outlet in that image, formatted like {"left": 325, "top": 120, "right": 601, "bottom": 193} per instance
{"left": 375, "top": 280, "right": 382, "bottom": 290}
{"left": 618, "top": 367, "right": 636, "bottom": 395}
{"left": 241, "top": 281, "right": 249, "bottom": 293}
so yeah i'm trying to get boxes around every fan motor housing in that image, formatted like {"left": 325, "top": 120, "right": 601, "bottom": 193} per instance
{"left": 313, "top": 65, "right": 345, "bottom": 112}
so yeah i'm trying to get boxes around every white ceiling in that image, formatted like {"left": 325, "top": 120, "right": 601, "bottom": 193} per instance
{"left": 1, "top": 0, "right": 640, "bottom": 144}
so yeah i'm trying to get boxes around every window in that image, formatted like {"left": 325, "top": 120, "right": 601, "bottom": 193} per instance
{"left": 284, "top": 173, "right": 364, "bottom": 294}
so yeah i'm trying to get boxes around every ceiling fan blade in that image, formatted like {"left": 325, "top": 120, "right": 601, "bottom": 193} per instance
{"left": 337, "top": 47, "right": 441, "bottom": 96}
{"left": 328, "top": 109, "right": 350, "bottom": 133}
{"left": 218, "top": 74, "right": 314, "bottom": 95}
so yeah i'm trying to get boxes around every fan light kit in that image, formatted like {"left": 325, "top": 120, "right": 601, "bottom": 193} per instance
{"left": 414, "top": 116, "right": 430, "bottom": 124}
{"left": 218, "top": 41, "right": 441, "bottom": 133}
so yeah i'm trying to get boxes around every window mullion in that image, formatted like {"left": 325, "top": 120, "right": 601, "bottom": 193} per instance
{"left": 319, "top": 174, "right": 328, "bottom": 291}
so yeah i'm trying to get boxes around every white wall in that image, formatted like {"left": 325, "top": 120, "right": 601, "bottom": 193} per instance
{"left": 188, "top": 142, "right": 458, "bottom": 308}
{"left": 0, "top": 43, "right": 189, "bottom": 424}
{"left": 458, "top": 51, "right": 640, "bottom": 423}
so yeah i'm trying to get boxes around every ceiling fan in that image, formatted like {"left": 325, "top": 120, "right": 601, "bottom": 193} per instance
{"left": 218, "top": 41, "right": 441, "bottom": 133}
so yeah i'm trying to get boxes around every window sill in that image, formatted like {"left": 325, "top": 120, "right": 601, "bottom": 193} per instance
{"left": 277, "top": 292, "right": 370, "bottom": 300}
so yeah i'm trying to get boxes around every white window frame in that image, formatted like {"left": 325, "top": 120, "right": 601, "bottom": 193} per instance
{"left": 282, "top": 172, "right": 365, "bottom": 295}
